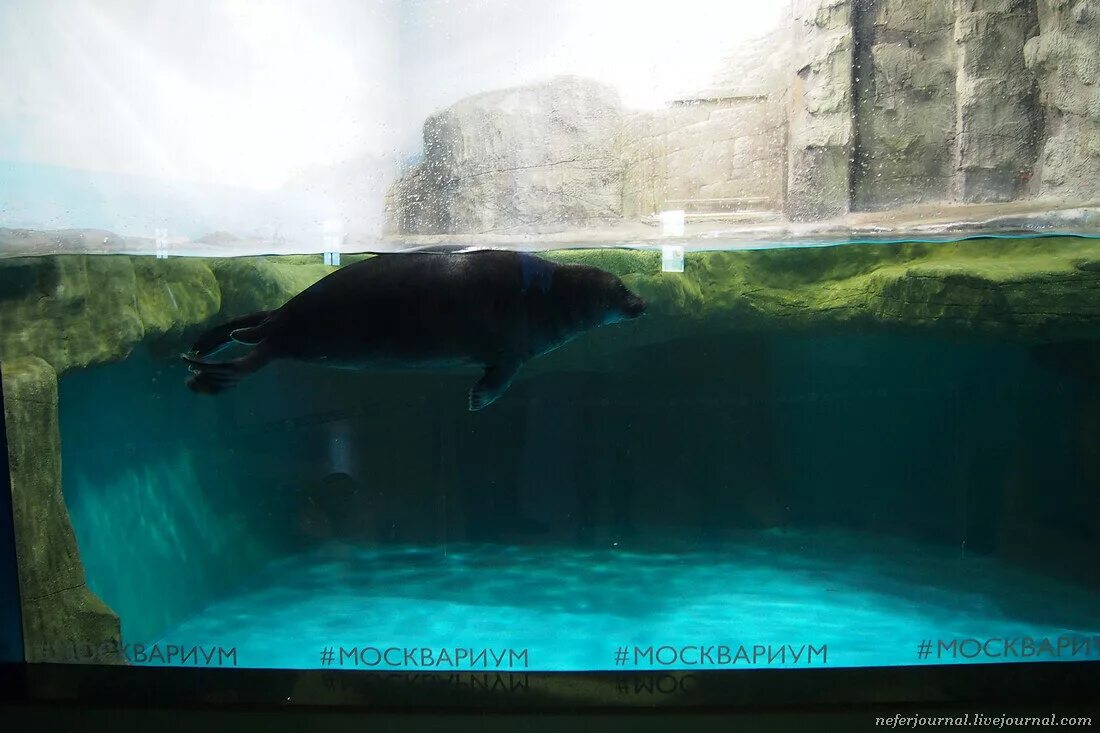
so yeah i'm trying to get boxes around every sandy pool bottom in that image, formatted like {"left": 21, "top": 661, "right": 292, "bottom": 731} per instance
{"left": 147, "top": 529, "right": 1100, "bottom": 670}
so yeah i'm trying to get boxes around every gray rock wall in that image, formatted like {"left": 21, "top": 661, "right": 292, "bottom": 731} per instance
{"left": 3, "top": 357, "right": 123, "bottom": 664}
{"left": 954, "top": 0, "right": 1040, "bottom": 202}
{"left": 0, "top": 254, "right": 219, "bottom": 376}
{"left": 853, "top": 0, "right": 958, "bottom": 209}
{"left": 787, "top": 0, "right": 856, "bottom": 220}
{"left": 386, "top": 0, "right": 1099, "bottom": 230}
{"left": 619, "top": 111, "right": 665, "bottom": 220}
{"left": 621, "top": 100, "right": 786, "bottom": 220}
{"left": 388, "top": 76, "right": 624, "bottom": 235}
{"left": 620, "top": 29, "right": 790, "bottom": 221}
{"left": 1025, "top": 0, "right": 1100, "bottom": 200}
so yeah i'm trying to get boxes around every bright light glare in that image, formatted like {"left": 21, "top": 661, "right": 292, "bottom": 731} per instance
{"left": 0, "top": 0, "right": 785, "bottom": 192}
{"left": 0, "top": 0, "right": 399, "bottom": 190}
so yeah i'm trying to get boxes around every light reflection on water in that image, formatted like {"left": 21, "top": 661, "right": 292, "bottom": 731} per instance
{"left": 149, "top": 529, "right": 1100, "bottom": 670}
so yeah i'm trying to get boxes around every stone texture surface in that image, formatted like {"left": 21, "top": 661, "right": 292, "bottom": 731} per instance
{"left": 0, "top": 254, "right": 331, "bottom": 373}
{"left": 621, "top": 29, "right": 789, "bottom": 220}
{"left": 208, "top": 257, "right": 335, "bottom": 319}
{"left": 787, "top": 0, "right": 856, "bottom": 220}
{"left": 953, "top": 0, "right": 1040, "bottom": 202}
{"left": 1025, "top": 0, "right": 1100, "bottom": 199}
{"left": 621, "top": 102, "right": 786, "bottom": 220}
{"left": 853, "top": 0, "right": 958, "bottom": 209}
{"left": 0, "top": 256, "right": 142, "bottom": 373}
{"left": 133, "top": 258, "right": 221, "bottom": 340}
{"left": 542, "top": 235, "right": 1100, "bottom": 346}
{"left": 2, "top": 357, "right": 123, "bottom": 664}
{"left": 387, "top": 76, "right": 624, "bottom": 235}
{"left": 3, "top": 237, "right": 1100, "bottom": 377}
{"left": 378, "top": 0, "right": 1099, "bottom": 227}
{"left": 0, "top": 256, "right": 219, "bottom": 375}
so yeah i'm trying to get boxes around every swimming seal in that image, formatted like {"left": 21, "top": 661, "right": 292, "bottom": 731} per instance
{"left": 183, "top": 250, "right": 647, "bottom": 410}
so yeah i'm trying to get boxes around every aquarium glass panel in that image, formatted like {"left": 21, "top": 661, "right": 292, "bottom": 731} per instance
{"left": 2, "top": 0, "right": 1099, "bottom": 690}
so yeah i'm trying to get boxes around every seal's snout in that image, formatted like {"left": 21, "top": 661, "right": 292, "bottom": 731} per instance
{"left": 623, "top": 292, "right": 647, "bottom": 319}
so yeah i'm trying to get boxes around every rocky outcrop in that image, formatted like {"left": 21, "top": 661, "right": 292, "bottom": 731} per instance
{"left": 2, "top": 357, "right": 123, "bottom": 663}
{"left": 0, "top": 256, "right": 219, "bottom": 375}
{"left": 853, "top": 0, "right": 958, "bottom": 209}
{"left": 621, "top": 103, "right": 786, "bottom": 221}
{"left": 622, "top": 30, "right": 789, "bottom": 221}
{"left": 380, "top": 0, "right": 1096, "bottom": 230}
{"left": 4, "top": 236, "right": 1100, "bottom": 377}
{"left": 953, "top": 0, "right": 1040, "bottom": 203}
{"left": 207, "top": 257, "right": 336, "bottom": 320}
{"left": 387, "top": 76, "right": 624, "bottom": 235}
{"left": 0, "top": 255, "right": 334, "bottom": 376}
{"left": 787, "top": 0, "right": 856, "bottom": 220}
{"left": 1025, "top": 0, "right": 1100, "bottom": 199}
{"left": 544, "top": 236, "right": 1100, "bottom": 344}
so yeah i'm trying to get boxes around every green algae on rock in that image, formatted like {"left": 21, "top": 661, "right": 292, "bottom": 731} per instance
{"left": 551, "top": 237, "right": 1100, "bottom": 341}
{"left": 0, "top": 256, "right": 218, "bottom": 375}
{"left": 133, "top": 258, "right": 221, "bottom": 341}
{"left": 0, "top": 255, "right": 330, "bottom": 375}
{"left": 0, "top": 256, "right": 143, "bottom": 374}
{"left": 208, "top": 257, "right": 335, "bottom": 319}
{"left": 2, "top": 357, "right": 123, "bottom": 663}
{"left": 2, "top": 237, "right": 1100, "bottom": 378}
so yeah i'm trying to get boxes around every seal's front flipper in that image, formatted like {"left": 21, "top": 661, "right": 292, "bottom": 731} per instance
{"left": 230, "top": 322, "right": 272, "bottom": 346}
{"left": 182, "top": 344, "right": 273, "bottom": 395}
{"left": 189, "top": 310, "right": 273, "bottom": 358}
{"left": 468, "top": 361, "right": 521, "bottom": 411}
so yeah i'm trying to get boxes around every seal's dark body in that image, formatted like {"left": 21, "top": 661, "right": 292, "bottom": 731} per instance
{"left": 275, "top": 252, "right": 581, "bottom": 368}
{"left": 183, "top": 250, "right": 646, "bottom": 410}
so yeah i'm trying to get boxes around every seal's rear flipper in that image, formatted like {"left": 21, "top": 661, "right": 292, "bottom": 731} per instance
{"left": 468, "top": 360, "right": 520, "bottom": 411}
{"left": 182, "top": 346, "right": 273, "bottom": 395}
{"left": 189, "top": 310, "right": 273, "bottom": 358}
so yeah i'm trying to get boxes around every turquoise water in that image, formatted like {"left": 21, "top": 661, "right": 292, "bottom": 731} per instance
{"left": 147, "top": 529, "right": 1100, "bottom": 670}
{"left": 43, "top": 244, "right": 1100, "bottom": 673}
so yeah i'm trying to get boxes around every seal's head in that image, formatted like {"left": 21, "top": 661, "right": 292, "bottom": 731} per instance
{"left": 606, "top": 280, "right": 647, "bottom": 323}
{"left": 581, "top": 268, "right": 647, "bottom": 326}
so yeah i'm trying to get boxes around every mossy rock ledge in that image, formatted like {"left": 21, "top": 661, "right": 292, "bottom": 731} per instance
{"left": 3, "top": 236, "right": 1099, "bottom": 376}
{"left": 2, "top": 357, "right": 124, "bottom": 663}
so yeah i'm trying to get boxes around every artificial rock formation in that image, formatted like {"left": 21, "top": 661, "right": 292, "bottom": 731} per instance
{"left": 2, "top": 237, "right": 1097, "bottom": 373}
{"left": 0, "top": 253, "right": 334, "bottom": 659}
{"left": 2, "top": 235, "right": 1100, "bottom": 383}
{"left": 388, "top": 76, "right": 624, "bottom": 235}
{"left": 953, "top": 0, "right": 1040, "bottom": 203}
{"left": 788, "top": 0, "right": 856, "bottom": 220}
{"left": 621, "top": 103, "right": 788, "bottom": 223}
{"left": 386, "top": 0, "right": 1098, "bottom": 231}
{"left": 622, "top": 30, "right": 790, "bottom": 222}
{"left": 2, "top": 357, "right": 123, "bottom": 663}
{"left": 0, "top": 252, "right": 336, "bottom": 376}
{"left": 0, "top": 254, "right": 219, "bottom": 374}
{"left": 852, "top": 0, "right": 959, "bottom": 208}
{"left": 1025, "top": 0, "right": 1100, "bottom": 200}
{"left": 543, "top": 236, "right": 1100, "bottom": 345}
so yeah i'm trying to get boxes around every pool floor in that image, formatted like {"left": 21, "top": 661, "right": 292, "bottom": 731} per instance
{"left": 149, "top": 529, "right": 1100, "bottom": 670}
